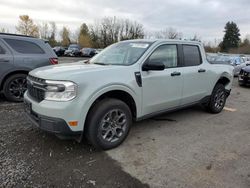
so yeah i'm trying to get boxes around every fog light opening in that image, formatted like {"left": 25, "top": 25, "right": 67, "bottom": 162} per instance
{"left": 68, "top": 121, "right": 78, "bottom": 126}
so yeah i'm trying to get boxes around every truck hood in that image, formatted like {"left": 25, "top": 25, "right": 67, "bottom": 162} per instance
{"left": 30, "top": 62, "right": 123, "bottom": 80}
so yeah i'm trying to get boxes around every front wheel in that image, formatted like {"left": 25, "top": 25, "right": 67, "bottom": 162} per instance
{"left": 207, "top": 83, "right": 227, "bottom": 114}
{"left": 85, "top": 98, "right": 132, "bottom": 150}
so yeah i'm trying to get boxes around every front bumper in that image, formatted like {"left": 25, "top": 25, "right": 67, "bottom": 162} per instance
{"left": 24, "top": 101, "right": 81, "bottom": 135}
{"left": 238, "top": 75, "right": 250, "bottom": 84}
{"left": 23, "top": 90, "right": 85, "bottom": 135}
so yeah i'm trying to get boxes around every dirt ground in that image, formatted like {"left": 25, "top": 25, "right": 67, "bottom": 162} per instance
{"left": 0, "top": 58, "right": 249, "bottom": 187}
{"left": 0, "top": 97, "right": 148, "bottom": 187}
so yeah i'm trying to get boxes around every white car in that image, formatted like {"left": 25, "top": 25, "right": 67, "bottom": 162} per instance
{"left": 24, "top": 39, "right": 234, "bottom": 150}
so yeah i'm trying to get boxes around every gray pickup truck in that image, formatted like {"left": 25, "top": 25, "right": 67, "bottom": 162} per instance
{"left": 24, "top": 39, "right": 234, "bottom": 150}
{"left": 0, "top": 33, "right": 57, "bottom": 102}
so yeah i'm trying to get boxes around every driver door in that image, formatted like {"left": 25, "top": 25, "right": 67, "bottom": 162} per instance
{"left": 141, "top": 44, "right": 183, "bottom": 116}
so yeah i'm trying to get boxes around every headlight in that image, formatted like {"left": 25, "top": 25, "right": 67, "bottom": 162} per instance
{"left": 44, "top": 80, "right": 77, "bottom": 101}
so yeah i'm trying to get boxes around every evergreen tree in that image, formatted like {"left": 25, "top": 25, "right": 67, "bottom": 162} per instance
{"left": 48, "top": 22, "right": 57, "bottom": 47}
{"left": 60, "top": 26, "right": 71, "bottom": 47}
{"left": 78, "top": 23, "right": 91, "bottom": 47}
{"left": 220, "top": 21, "right": 241, "bottom": 52}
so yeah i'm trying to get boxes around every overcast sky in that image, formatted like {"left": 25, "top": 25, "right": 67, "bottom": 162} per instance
{"left": 1, "top": 0, "right": 250, "bottom": 43}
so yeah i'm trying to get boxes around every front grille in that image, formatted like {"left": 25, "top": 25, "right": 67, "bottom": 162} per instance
{"left": 27, "top": 75, "right": 46, "bottom": 102}
{"left": 240, "top": 70, "right": 249, "bottom": 77}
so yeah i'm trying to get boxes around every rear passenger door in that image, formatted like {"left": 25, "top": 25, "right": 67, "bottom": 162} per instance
{"left": 180, "top": 45, "right": 209, "bottom": 105}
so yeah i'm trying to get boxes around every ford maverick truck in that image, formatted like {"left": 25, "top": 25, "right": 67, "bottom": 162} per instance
{"left": 24, "top": 39, "right": 234, "bottom": 150}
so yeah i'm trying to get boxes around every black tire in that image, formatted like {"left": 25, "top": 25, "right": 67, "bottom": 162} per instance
{"left": 238, "top": 82, "right": 245, "bottom": 87}
{"left": 207, "top": 83, "right": 227, "bottom": 114}
{"left": 3, "top": 73, "right": 27, "bottom": 102}
{"left": 85, "top": 98, "right": 132, "bottom": 150}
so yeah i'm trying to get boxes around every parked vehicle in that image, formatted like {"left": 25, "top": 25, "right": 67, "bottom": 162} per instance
{"left": 242, "top": 56, "right": 250, "bottom": 62}
{"left": 24, "top": 39, "right": 233, "bottom": 150}
{"left": 230, "top": 56, "right": 245, "bottom": 76}
{"left": 95, "top": 48, "right": 103, "bottom": 54}
{"left": 0, "top": 33, "right": 57, "bottom": 102}
{"left": 81, "top": 48, "right": 97, "bottom": 57}
{"left": 238, "top": 64, "right": 250, "bottom": 86}
{"left": 207, "top": 55, "right": 231, "bottom": 64}
{"left": 53, "top": 46, "right": 66, "bottom": 56}
{"left": 208, "top": 55, "right": 245, "bottom": 76}
{"left": 64, "top": 44, "right": 81, "bottom": 56}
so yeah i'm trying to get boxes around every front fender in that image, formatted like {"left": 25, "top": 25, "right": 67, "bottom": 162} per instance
{"left": 220, "top": 71, "right": 234, "bottom": 90}
{"left": 79, "top": 84, "right": 141, "bottom": 131}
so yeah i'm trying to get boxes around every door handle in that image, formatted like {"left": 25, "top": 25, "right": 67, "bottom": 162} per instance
{"left": 198, "top": 69, "right": 206, "bottom": 73}
{"left": 0, "top": 58, "right": 9, "bottom": 63}
{"left": 171, "top": 72, "right": 181, "bottom": 76}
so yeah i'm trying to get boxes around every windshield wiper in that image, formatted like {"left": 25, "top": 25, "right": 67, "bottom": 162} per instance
{"left": 84, "top": 59, "right": 90, "bottom": 64}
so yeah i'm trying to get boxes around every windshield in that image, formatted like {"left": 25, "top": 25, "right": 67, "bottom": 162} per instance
{"left": 90, "top": 41, "right": 152, "bottom": 65}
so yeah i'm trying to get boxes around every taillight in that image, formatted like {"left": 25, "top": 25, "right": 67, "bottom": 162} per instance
{"left": 49, "top": 58, "right": 58, "bottom": 65}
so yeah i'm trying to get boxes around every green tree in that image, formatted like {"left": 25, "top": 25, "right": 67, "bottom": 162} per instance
{"left": 78, "top": 23, "right": 91, "bottom": 47}
{"left": 220, "top": 21, "right": 241, "bottom": 52}
{"left": 16, "top": 15, "right": 39, "bottom": 37}
{"left": 60, "top": 26, "right": 71, "bottom": 47}
{"left": 48, "top": 22, "right": 57, "bottom": 47}
{"left": 79, "top": 23, "right": 89, "bottom": 36}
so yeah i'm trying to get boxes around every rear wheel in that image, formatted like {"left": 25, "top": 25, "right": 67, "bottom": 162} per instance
{"left": 206, "top": 83, "right": 227, "bottom": 114}
{"left": 85, "top": 98, "right": 132, "bottom": 150}
{"left": 3, "top": 74, "right": 27, "bottom": 102}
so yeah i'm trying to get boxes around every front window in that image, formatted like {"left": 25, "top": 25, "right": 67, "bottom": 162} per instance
{"left": 90, "top": 41, "right": 152, "bottom": 66}
{"left": 148, "top": 45, "right": 178, "bottom": 68}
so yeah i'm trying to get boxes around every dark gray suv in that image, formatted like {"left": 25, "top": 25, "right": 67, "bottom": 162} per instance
{"left": 0, "top": 33, "right": 57, "bottom": 102}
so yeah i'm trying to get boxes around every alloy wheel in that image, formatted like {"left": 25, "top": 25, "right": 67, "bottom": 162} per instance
{"left": 214, "top": 89, "right": 225, "bottom": 109}
{"left": 99, "top": 109, "right": 127, "bottom": 143}
{"left": 9, "top": 78, "right": 27, "bottom": 99}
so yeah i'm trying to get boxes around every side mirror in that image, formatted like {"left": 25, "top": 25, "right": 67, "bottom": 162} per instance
{"left": 142, "top": 61, "right": 165, "bottom": 71}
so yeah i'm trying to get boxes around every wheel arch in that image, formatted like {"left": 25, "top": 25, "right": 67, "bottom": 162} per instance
{"left": 87, "top": 89, "right": 137, "bottom": 118}
{"left": 216, "top": 74, "right": 231, "bottom": 88}
{"left": 82, "top": 86, "right": 139, "bottom": 133}
{"left": 0, "top": 70, "right": 29, "bottom": 90}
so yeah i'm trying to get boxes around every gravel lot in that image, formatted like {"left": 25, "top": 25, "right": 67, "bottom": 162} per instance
{"left": 0, "top": 96, "right": 148, "bottom": 188}
{"left": 0, "top": 58, "right": 249, "bottom": 187}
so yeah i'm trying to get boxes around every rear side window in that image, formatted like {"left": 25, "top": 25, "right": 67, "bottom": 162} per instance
{"left": 183, "top": 45, "right": 202, "bottom": 66}
{"left": 0, "top": 45, "right": 5, "bottom": 54}
{"left": 3, "top": 38, "right": 45, "bottom": 54}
